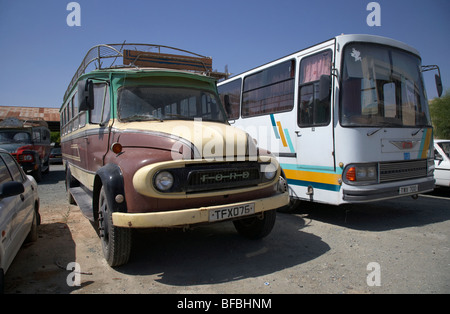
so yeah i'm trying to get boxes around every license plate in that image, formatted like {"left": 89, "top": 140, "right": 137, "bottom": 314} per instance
{"left": 399, "top": 184, "right": 418, "bottom": 195}
{"left": 209, "top": 203, "right": 255, "bottom": 222}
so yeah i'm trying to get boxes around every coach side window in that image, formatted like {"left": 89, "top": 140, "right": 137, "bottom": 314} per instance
{"left": 242, "top": 60, "right": 295, "bottom": 118}
{"left": 298, "top": 50, "right": 332, "bottom": 127}
{"left": 90, "top": 84, "right": 110, "bottom": 125}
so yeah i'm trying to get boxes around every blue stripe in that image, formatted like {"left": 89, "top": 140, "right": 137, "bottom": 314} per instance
{"left": 270, "top": 114, "right": 280, "bottom": 139}
{"left": 284, "top": 128, "right": 295, "bottom": 153}
{"left": 280, "top": 163, "right": 341, "bottom": 174}
{"left": 287, "top": 178, "right": 341, "bottom": 192}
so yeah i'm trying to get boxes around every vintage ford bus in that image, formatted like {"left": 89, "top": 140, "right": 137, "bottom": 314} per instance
{"left": 60, "top": 44, "right": 288, "bottom": 266}
{"left": 218, "top": 34, "right": 442, "bottom": 206}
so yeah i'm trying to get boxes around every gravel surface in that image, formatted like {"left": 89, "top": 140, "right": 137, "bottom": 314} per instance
{"left": 4, "top": 164, "right": 450, "bottom": 294}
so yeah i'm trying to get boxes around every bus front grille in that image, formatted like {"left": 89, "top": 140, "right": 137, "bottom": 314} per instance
{"left": 187, "top": 167, "right": 260, "bottom": 192}
{"left": 379, "top": 160, "right": 427, "bottom": 183}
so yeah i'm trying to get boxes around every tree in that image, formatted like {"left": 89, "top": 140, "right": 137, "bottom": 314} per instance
{"left": 430, "top": 89, "right": 450, "bottom": 139}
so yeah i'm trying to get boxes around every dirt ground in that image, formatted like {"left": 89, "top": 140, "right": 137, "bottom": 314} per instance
{"left": 4, "top": 164, "right": 450, "bottom": 294}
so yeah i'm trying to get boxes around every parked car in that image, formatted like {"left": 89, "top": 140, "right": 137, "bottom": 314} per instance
{"left": 0, "top": 148, "right": 40, "bottom": 293}
{"left": 49, "top": 147, "right": 62, "bottom": 164}
{"left": 0, "top": 117, "right": 52, "bottom": 182}
{"left": 434, "top": 140, "right": 450, "bottom": 188}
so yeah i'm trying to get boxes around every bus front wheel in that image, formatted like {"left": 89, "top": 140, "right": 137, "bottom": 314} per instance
{"left": 98, "top": 186, "right": 132, "bottom": 267}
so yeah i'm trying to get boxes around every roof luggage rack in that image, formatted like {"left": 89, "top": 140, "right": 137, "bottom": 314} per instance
{"left": 0, "top": 117, "right": 49, "bottom": 129}
{"left": 64, "top": 43, "right": 229, "bottom": 100}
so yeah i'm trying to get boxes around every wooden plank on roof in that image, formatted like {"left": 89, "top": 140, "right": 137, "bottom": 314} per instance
{"left": 123, "top": 50, "right": 212, "bottom": 72}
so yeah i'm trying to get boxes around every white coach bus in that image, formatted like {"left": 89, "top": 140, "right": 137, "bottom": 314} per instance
{"left": 218, "top": 34, "right": 443, "bottom": 205}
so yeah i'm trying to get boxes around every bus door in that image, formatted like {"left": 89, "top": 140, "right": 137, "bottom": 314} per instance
{"left": 293, "top": 49, "right": 337, "bottom": 194}
{"left": 85, "top": 82, "right": 111, "bottom": 173}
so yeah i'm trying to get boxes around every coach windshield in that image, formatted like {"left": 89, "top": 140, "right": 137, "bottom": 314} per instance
{"left": 340, "top": 43, "right": 431, "bottom": 128}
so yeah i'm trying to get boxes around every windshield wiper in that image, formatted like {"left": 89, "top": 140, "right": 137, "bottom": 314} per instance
{"left": 411, "top": 127, "right": 423, "bottom": 136}
{"left": 367, "top": 127, "right": 383, "bottom": 136}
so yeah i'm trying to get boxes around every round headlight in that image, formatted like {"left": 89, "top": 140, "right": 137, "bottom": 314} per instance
{"left": 154, "top": 171, "right": 174, "bottom": 191}
{"left": 262, "top": 164, "right": 277, "bottom": 180}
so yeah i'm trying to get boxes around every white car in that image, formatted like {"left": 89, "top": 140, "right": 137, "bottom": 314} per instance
{"left": 0, "top": 148, "right": 40, "bottom": 293}
{"left": 434, "top": 140, "right": 450, "bottom": 188}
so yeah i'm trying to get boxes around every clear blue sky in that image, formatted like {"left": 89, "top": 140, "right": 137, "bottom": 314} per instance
{"left": 0, "top": 0, "right": 449, "bottom": 108}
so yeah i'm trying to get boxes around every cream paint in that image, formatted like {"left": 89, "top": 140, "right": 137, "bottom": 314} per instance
{"left": 112, "top": 120, "right": 258, "bottom": 160}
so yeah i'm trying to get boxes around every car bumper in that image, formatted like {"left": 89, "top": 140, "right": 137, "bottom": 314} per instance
{"left": 112, "top": 191, "right": 289, "bottom": 228}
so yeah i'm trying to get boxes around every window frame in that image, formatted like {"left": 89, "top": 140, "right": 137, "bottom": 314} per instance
{"left": 297, "top": 49, "right": 333, "bottom": 128}
{"left": 241, "top": 59, "right": 296, "bottom": 118}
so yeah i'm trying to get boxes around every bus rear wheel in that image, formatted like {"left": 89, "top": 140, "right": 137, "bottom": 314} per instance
{"left": 98, "top": 186, "right": 132, "bottom": 267}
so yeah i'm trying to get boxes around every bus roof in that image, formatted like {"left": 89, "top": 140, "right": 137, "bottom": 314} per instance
{"left": 64, "top": 43, "right": 228, "bottom": 101}
{"left": 221, "top": 34, "right": 421, "bottom": 82}
{"left": 336, "top": 34, "right": 420, "bottom": 57}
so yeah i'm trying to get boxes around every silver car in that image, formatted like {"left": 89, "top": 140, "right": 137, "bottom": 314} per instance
{"left": 0, "top": 148, "right": 40, "bottom": 293}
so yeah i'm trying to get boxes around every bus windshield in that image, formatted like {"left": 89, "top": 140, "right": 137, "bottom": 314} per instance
{"left": 0, "top": 130, "right": 31, "bottom": 144}
{"left": 118, "top": 86, "right": 227, "bottom": 123}
{"left": 341, "top": 43, "right": 431, "bottom": 127}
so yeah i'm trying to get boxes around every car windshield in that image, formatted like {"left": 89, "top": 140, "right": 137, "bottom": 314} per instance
{"left": 0, "top": 130, "right": 31, "bottom": 144}
{"left": 341, "top": 43, "right": 431, "bottom": 127}
{"left": 437, "top": 142, "right": 450, "bottom": 158}
{"left": 117, "top": 86, "right": 227, "bottom": 123}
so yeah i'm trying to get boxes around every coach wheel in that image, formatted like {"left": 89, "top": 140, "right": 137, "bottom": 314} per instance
{"left": 98, "top": 186, "right": 132, "bottom": 267}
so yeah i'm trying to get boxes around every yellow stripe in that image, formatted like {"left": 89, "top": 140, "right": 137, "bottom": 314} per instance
{"left": 276, "top": 121, "right": 287, "bottom": 147}
{"left": 284, "top": 169, "right": 341, "bottom": 186}
{"left": 421, "top": 129, "right": 432, "bottom": 159}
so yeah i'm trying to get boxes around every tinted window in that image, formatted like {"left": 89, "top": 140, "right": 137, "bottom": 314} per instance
{"left": 0, "top": 154, "right": 11, "bottom": 185}
{"left": 242, "top": 60, "right": 295, "bottom": 117}
{"left": 2, "top": 153, "right": 24, "bottom": 182}
{"left": 298, "top": 50, "right": 332, "bottom": 127}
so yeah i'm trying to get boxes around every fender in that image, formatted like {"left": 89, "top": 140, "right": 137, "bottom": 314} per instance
{"left": 94, "top": 163, "right": 128, "bottom": 216}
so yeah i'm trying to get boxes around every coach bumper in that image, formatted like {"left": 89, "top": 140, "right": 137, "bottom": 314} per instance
{"left": 342, "top": 177, "right": 435, "bottom": 202}
{"left": 112, "top": 191, "right": 289, "bottom": 228}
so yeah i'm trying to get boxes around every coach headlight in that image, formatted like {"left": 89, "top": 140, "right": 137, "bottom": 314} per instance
{"left": 344, "top": 163, "right": 378, "bottom": 185}
{"left": 261, "top": 163, "right": 277, "bottom": 181}
{"left": 154, "top": 171, "right": 174, "bottom": 191}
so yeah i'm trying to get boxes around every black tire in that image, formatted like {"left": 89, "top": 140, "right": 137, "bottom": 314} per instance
{"left": 98, "top": 186, "right": 132, "bottom": 267}
{"left": 25, "top": 211, "right": 38, "bottom": 243}
{"left": 233, "top": 209, "right": 276, "bottom": 239}
{"left": 43, "top": 160, "right": 50, "bottom": 174}
{"left": 32, "top": 162, "right": 42, "bottom": 182}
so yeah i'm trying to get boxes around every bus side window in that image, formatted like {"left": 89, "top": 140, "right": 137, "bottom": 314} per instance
{"left": 90, "top": 84, "right": 110, "bottom": 125}
{"left": 298, "top": 50, "right": 332, "bottom": 127}
{"left": 242, "top": 60, "right": 295, "bottom": 118}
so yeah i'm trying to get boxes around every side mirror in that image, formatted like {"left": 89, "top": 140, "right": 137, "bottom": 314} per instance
{"left": 318, "top": 75, "right": 331, "bottom": 102}
{"left": 0, "top": 181, "right": 24, "bottom": 199}
{"left": 78, "top": 79, "right": 94, "bottom": 111}
{"left": 435, "top": 74, "right": 443, "bottom": 97}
